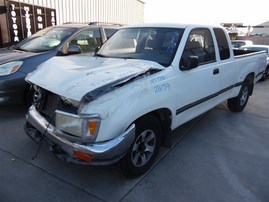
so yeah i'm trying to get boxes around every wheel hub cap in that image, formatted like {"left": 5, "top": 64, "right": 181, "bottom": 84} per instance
{"left": 240, "top": 87, "right": 248, "bottom": 106}
{"left": 131, "top": 129, "right": 156, "bottom": 167}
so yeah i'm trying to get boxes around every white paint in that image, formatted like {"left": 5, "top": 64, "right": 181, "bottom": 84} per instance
{"left": 51, "top": 11, "right": 55, "bottom": 26}
{"left": 36, "top": 8, "right": 43, "bottom": 30}
{"left": 10, "top": 4, "right": 19, "bottom": 42}
{"left": 24, "top": 6, "right": 32, "bottom": 37}
{"left": 26, "top": 56, "right": 164, "bottom": 101}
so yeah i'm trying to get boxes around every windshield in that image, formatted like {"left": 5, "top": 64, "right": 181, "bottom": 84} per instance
{"left": 14, "top": 27, "right": 77, "bottom": 52}
{"left": 97, "top": 27, "right": 184, "bottom": 67}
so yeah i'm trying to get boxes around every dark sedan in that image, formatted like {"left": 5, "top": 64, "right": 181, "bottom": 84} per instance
{"left": 0, "top": 23, "right": 120, "bottom": 105}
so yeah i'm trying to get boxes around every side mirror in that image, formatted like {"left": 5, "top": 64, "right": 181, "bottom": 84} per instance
{"left": 67, "top": 45, "right": 81, "bottom": 55}
{"left": 180, "top": 55, "right": 199, "bottom": 71}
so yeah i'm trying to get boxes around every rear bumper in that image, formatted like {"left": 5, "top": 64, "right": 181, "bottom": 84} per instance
{"left": 24, "top": 106, "right": 136, "bottom": 165}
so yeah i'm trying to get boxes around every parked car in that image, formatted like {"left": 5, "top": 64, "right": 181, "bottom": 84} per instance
{"left": 239, "top": 44, "right": 269, "bottom": 81}
{"left": 0, "top": 22, "right": 121, "bottom": 106}
{"left": 231, "top": 40, "right": 253, "bottom": 49}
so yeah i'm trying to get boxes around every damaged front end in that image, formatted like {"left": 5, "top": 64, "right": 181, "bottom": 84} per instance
{"left": 24, "top": 59, "right": 163, "bottom": 165}
{"left": 24, "top": 86, "right": 135, "bottom": 165}
{"left": 79, "top": 68, "right": 160, "bottom": 106}
{"left": 25, "top": 105, "right": 136, "bottom": 165}
{"left": 31, "top": 85, "right": 101, "bottom": 142}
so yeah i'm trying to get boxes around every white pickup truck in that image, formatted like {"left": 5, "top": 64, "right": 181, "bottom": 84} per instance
{"left": 24, "top": 23, "right": 267, "bottom": 178}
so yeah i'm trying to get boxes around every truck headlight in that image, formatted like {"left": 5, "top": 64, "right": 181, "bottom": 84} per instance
{"left": 55, "top": 110, "right": 100, "bottom": 142}
{"left": 0, "top": 61, "right": 23, "bottom": 76}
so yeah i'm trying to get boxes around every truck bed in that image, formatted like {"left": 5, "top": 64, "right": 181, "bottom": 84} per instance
{"left": 233, "top": 49, "right": 265, "bottom": 57}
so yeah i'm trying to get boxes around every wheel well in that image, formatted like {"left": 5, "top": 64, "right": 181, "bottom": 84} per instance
{"left": 135, "top": 108, "right": 172, "bottom": 148}
{"left": 23, "top": 84, "right": 34, "bottom": 107}
{"left": 246, "top": 73, "right": 254, "bottom": 96}
{"left": 266, "top": 65, "right": 269, "bottom": 73}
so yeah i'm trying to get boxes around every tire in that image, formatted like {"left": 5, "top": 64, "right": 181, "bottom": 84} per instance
{"left": 119, "top": 115, "right": 162, "bottom": 178}
{"left": 260, "top": 65, "right": 269, "bottom": 81}
{"left": 227, "top": 79, "right": 251, "bottom": 112}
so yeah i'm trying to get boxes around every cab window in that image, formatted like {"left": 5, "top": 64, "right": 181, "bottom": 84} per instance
{"left": 213, "top": 28, "right": 230, "bottom": 60}
{"left": 181, "top": 28, "right": 216, "bottom": 67}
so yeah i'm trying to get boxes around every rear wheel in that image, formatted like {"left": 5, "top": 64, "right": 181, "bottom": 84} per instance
{"left": 119, "top": 115, "right": 162, "bottom": 178}
{"left": 227, "top": 79, "right": 251, "bottom": 112}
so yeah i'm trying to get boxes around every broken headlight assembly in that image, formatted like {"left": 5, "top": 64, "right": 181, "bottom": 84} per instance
{"left": 55, "top": 110, "right": 101, "bottom": 143}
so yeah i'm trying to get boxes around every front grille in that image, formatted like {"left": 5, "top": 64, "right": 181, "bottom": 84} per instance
{"left": 33, "top": 87, "right": 79, "bottom": 124}
{"left": 41, "top": 91, "right": 60, "bottom": 121}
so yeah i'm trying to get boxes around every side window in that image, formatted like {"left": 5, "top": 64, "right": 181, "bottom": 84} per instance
{"left": 213, "top": 28, "right": 230, "bottom": 60}
{"left": 181, "top": 28, "right": 216, "bottom": 66}
{"left": 68, "top": 28, "right": 101, "bottom": 53}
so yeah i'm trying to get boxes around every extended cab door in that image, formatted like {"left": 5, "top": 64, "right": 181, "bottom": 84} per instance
{"left": 173, "top": 28, "right": 221, "bottom": 126}
{"left": 212, "top": 28, "right": 237, "bottom": 100}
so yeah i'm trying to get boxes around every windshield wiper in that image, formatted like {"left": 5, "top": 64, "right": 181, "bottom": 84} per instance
{"left": 14, "top": 47, "right": 27, "bottom": 52}
{"left": 123, "top": 57, "right": 134, "bottom": 59}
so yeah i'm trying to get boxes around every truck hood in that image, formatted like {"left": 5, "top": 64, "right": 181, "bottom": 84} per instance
{"left": 26, "top": 55, "right": 165, "bottom": 101}
{"left": 0, "top": 48, "right": 38, "bottom": 63}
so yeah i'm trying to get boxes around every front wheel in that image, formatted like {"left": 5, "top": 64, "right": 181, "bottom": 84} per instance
{"left": 119, "top": 115, "right": 162, "bottom": 178}
{"left": 227, "top": 79, "right": 251, "bottom": 112}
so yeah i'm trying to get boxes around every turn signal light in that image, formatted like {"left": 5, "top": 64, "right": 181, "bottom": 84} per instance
{"left": 88, "top": 121, "right": 97, "bottom": 136}
{"left": 73, "top": 151, "right": 93, "bottom": 162}
{"left": 11, "top": 65, "right": 20, "bottom": 73}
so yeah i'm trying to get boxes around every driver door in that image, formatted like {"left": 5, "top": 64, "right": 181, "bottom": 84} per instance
{"left": 173, "top": 28, "right": 221, "bottom": 126}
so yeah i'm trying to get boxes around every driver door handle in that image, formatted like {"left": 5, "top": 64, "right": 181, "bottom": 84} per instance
{"left": 213, "top": 68, "right": 219, "bottom": 75}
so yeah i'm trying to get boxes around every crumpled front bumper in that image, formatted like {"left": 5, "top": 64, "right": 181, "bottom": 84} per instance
{"left": 24, "top": 106, "right": 135, "bottom": 165}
